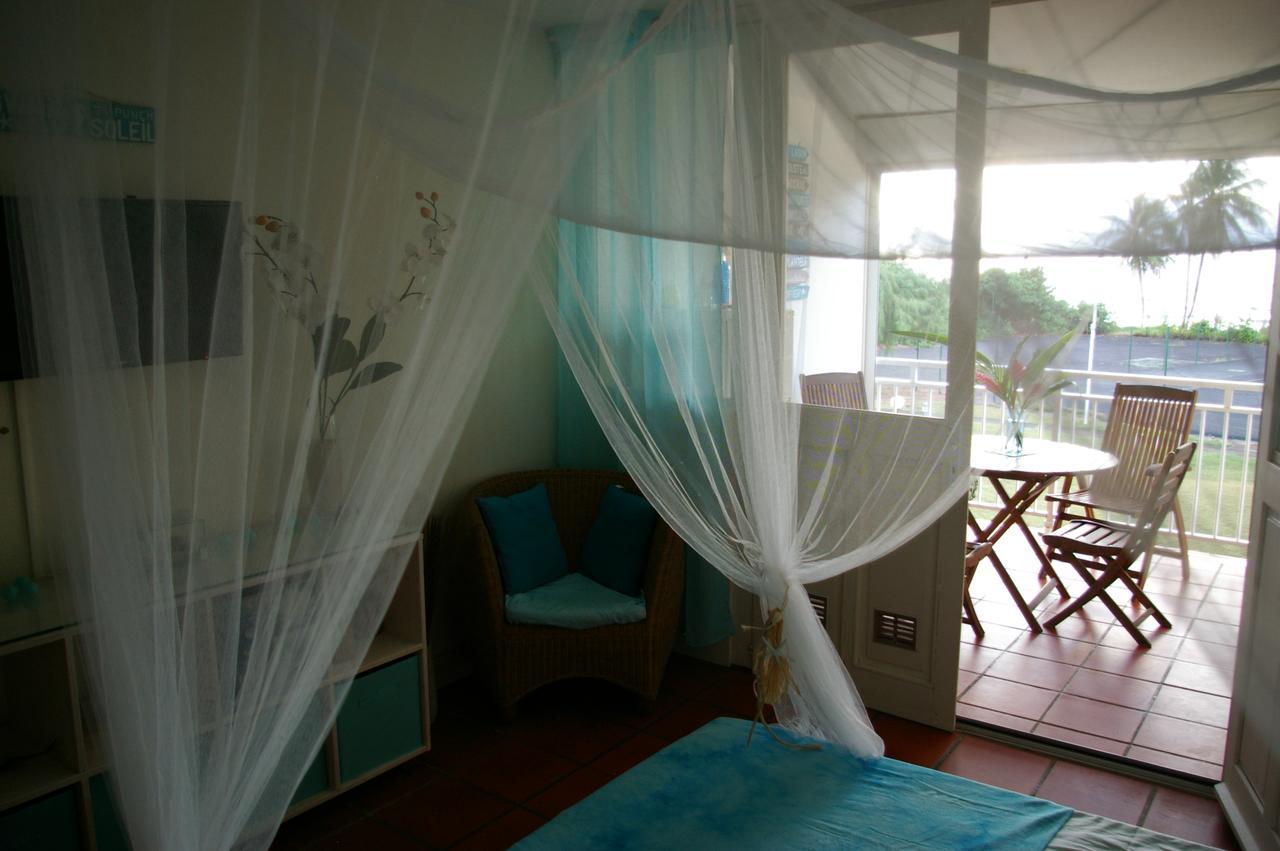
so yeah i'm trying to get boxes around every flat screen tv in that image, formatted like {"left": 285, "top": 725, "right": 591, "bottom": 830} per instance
{"left": 0, "top": 197, "right": 244, "bottom": 380}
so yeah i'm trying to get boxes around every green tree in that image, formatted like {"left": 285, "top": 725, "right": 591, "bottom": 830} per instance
{"left": 1098, "top": 194, "right": 1175, "bottom": 326}
{"left": 878, "top": 262, "right": 948, "bottom": 346}
{"left": 879, "top": 263, "right": 1106, "bottom": 344}
{"left": 1175, "top": 159, "right": 1269, "bottom": 327}
{"left": 977, "top": 267, "right": 1081, "bottom": 338}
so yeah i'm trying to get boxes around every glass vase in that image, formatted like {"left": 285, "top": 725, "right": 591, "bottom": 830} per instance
{"left": 1002, "top": 403, "right": 1027, "bottom": 456}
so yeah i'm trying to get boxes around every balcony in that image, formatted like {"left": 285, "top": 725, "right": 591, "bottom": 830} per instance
{"left": 873, "top": 356, "right": 1256, "bottom": 780}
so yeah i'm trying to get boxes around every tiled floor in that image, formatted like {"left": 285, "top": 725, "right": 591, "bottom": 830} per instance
{"left": 273, "top": 655, "right": 1240, "bottom": 850}
{"left": 960, "top": 529, "right": 1243, "bottom": 781}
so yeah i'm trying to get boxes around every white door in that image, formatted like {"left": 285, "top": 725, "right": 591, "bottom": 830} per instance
{"left": 1218, "top": 250, "right": 1280, "bottom": 850}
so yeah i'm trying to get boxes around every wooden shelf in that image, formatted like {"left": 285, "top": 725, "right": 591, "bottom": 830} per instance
{"left": 0, "top": 752, "right": 78, "bottom": 811}
{"left": 358, "top": 632, "right": 422, "bottom": 675}
{"left": 1, "top": 535, "right": 429, "bottom": 849}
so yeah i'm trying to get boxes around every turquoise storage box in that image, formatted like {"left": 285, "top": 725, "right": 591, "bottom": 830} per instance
{"left": 337, "top": 656, "right": 423, "bottom": 782}
{"left": 0, "top": 788, "right": 82, "bottom": 851}
{"left": 90, "top": 774, "right": 130, "bottom": 851}
{"left": 291, "top": 751, "right": 330, "bottom": 806}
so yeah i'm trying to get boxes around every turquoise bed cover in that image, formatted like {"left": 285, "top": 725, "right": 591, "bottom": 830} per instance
{"left": 517, "top": 716, "right": 1073, "bottom": 850}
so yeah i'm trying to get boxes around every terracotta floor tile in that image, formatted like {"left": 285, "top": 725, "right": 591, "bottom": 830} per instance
{"left": 986, "top": 652, "right": 1077, "bottom": 691}
{"left": 591, "top": 733, "right": 669, "bottom": 779}
{"left": 1098, "top": 624, "right": 1183, "bottom": 655}
{"left": 1144, "top": 591, "right": 1204, "bottom": 618}
{"left": 1125, "top": 746, "right": 1222, "bottom": 781}
{"left": 872, "top": 713, "right": 960, "bottom": 768}
{"left": 697, "top": 675, "right": 763, "bottom": 720}
{"left": 1035, "top": 760, "right": 1153, "bottom": 823}
{"left": 1212, "top": 572, "right": 1245, "bottom": 591}
{"left": 961, "top": 621, "right": 1026, "bottom": 650}
{"left": 271, "top": 800, "right": 366, "bottom": 850}
{"left": 971, "top": 599, "right": 1038, "bottom": 629}
{"left": 1030, "top": 723, "right": 1128, "bottom": 756}
{"left": 937, "top": 736, "right": 1051, "bottom": 795}
{"left": 525, "top": 765, "right": 617, "bottom": 819}
{"left": 1132, "top": 714, "right": 1227, "bottom": 765}
{"left": 1144, "top": 576, "right": 1209, "bottom": 600}
{"left": 506, "top": 713, "right": 635, "bottom": 765}
{"left": 1150, "top": 685, "right": 1231, "bottom": 728}
{"left": 1204, "top": 586, "right": 1243, "bottom": 606}
{"left": 1082, "top": 645, "right": 1173, "bottom": 682}
{"left": 959, "top": 675, "right": 1058, "bottom": 721}
{"left": 1041, "top": 614, "right": 1113, "bottom": 644}
{"left": 310, "top": 818, "right": 426, "bottom": 850}
{"left": 1198, "top": 602, "right": 1242, "bottom": 626}
{"left": 1175, "top": 637, "right": 1238, "bottom": 673}
{"left": 1164, "top": 660, "right": 1234, "bottom": 697}
{"left": 1217, "top": 558, "right": 1247, "bottom": 577}
{"left": 957, "top": 668, "right": 978, "bottom": 698}
{"left": 957, "top": 704, "right": 1036, "bottom": 733}
{"left": 643, "top": 700, "right": 724, "bottom": 742}
{"left": 1041, "top": 694, "right": 1145, "bottom": 742}
{"left": 958, "top": 643, "right": 1003, "bottom": 673}
{"left": 339, "top": 759, "right": 442, "bottom": 814}
{"left": 452, "top": 808, "right": 545, "bottom": 850}
{"left": 1186, "top": 619, "right": 1240, "bottom": 646}
{"left": 451, "top": 740, "right": 577, "bottom": 803}
{"left": 1006, "top": 633, "right": 1095, "bottom": 666}
{"left": 1142, "top": 786, "right": 1239, "bottom": 849}
{"left": 1064, "top": 668, "right": 1159, "bottom": 710}
{"left": 376, "top": 777, "right": 512, "bottom": 848}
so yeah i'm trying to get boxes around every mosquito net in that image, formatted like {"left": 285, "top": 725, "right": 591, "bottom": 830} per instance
{"left": 1, "top": 0, "right": 1276, "bottom": 848}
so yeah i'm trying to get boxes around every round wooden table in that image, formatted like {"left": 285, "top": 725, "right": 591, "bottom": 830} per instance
{"left": 969, "top": 436, "right": 1119, "bottom": 632}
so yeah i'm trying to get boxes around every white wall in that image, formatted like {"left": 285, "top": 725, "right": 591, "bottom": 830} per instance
{"left": 0, "top": 2, "right": 560, "bottom": 613}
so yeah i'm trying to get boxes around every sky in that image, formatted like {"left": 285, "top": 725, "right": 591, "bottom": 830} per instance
{"left": 880, "top": 157, "right": 1280, "bottom": 328}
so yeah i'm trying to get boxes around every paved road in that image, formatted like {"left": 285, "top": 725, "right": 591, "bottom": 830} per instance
{"left": 883, "top": 334, "right": 1266, "bottom": 440}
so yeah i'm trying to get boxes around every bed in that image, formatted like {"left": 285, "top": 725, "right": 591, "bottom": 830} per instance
{"left": 516, "top": 717, "right": 1213, "bottom": 850}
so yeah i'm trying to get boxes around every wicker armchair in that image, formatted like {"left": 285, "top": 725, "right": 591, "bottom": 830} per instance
{"left": 463, "top": 469, "right": 684, "bottom": 719}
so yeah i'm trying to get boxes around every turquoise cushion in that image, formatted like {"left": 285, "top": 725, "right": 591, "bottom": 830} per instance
{"left": 505, "top": 573, "right": 647, "bottom": 629}
{"left": 581, "top": 485, "right": 658, "bottom": 597}
{"left": 476, "top": 483, "right": 569, "bottom": 595}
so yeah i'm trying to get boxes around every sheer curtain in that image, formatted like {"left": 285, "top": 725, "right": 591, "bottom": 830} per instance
{"left": 2, "top": 0, "right": 1278, "bottom": 847}
{"left": 0, "top": 1, "right": 642, "bottom": 849}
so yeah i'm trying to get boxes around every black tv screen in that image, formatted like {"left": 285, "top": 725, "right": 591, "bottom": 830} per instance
{"left": 0, "top": 197, "right": 244, "bottom": 380}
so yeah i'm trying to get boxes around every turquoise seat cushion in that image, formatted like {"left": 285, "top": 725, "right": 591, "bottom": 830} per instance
{"left": 505, "top": 573, "right": 648, "bottom": 629}
{"left": 476, "top": 483, "right": 569, "bottom": 595}
{"left": 581, "top": 485, "right": 658, "bottom": 597}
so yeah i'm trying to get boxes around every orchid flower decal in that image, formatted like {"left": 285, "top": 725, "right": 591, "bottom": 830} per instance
{"left": 246, "top": 190, "right": 451, "bottom": 439}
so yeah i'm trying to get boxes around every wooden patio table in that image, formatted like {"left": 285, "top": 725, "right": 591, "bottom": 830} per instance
{"left": 970, "top": 435, "right": 1119, "bottom": 633}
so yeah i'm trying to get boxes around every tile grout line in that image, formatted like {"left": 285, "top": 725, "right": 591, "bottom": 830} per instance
{"left": 1135, "top": 785, "right": 1159, "bottom": 828}
{"left": 1028, "top": 756, "right": 1057, "bottom": 797}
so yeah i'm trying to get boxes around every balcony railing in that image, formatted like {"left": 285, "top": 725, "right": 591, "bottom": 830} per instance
{"left": 873, "top": 356, "right": 1263, "bottom": 547}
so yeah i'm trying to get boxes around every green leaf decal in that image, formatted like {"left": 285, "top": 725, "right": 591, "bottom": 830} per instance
{"left": 351, "top": 361, "right": 402, "bottom": 388}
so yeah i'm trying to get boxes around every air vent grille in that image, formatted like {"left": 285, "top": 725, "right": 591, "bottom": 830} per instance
{"left": 872, "top": 610, "right": 917, "bottom": 650}
{"left": 807, "top": 592, "right": 828, "bottom": 627}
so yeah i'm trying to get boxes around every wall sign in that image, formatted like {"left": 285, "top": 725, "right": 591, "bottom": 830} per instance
{"left": 0, "top": 89, "right": 156, "bottom": 143}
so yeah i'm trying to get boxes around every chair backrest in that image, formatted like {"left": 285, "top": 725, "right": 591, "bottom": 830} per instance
{"left": 1127, "top": 441, "right": 1197, "bottom": 558}
{"left": 1095, "top": 384, "right": 1197, "bottom": 502}
{"left": 800, "top": 371, "right": 869, "bottom": 410}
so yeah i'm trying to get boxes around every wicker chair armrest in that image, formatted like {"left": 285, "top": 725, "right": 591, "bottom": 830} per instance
{"left": 461, "top": 497, "right": 510, "bottom": 637}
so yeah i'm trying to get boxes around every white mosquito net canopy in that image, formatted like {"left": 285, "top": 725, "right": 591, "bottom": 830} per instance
{"left": 0, "top": 0, "right": 1276, "bottom": 848}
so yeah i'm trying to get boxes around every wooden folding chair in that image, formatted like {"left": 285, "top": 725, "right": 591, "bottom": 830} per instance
{"left": 1042, "top": 442, "right": 1196, "bottom": 648}
{"left": 1047, "top": 384, "right": 1197, "bottom": 581}
{"left": 962, "top": 540, "right": 992, "bottom": 639}
{"left": 800, "top": 372, "right": 869, "bottom": 410}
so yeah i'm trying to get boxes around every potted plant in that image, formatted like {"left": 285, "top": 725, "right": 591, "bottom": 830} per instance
{"left": 975, "top": 326, "right": 1078, "bottom": 455}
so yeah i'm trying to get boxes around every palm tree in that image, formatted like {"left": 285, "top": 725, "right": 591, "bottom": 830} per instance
{"left": 1099, "top": 194, "right": 1176, "bottom": 327}
{"left": 1174, "top": 159, "right": 1269, "bottom": 327}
